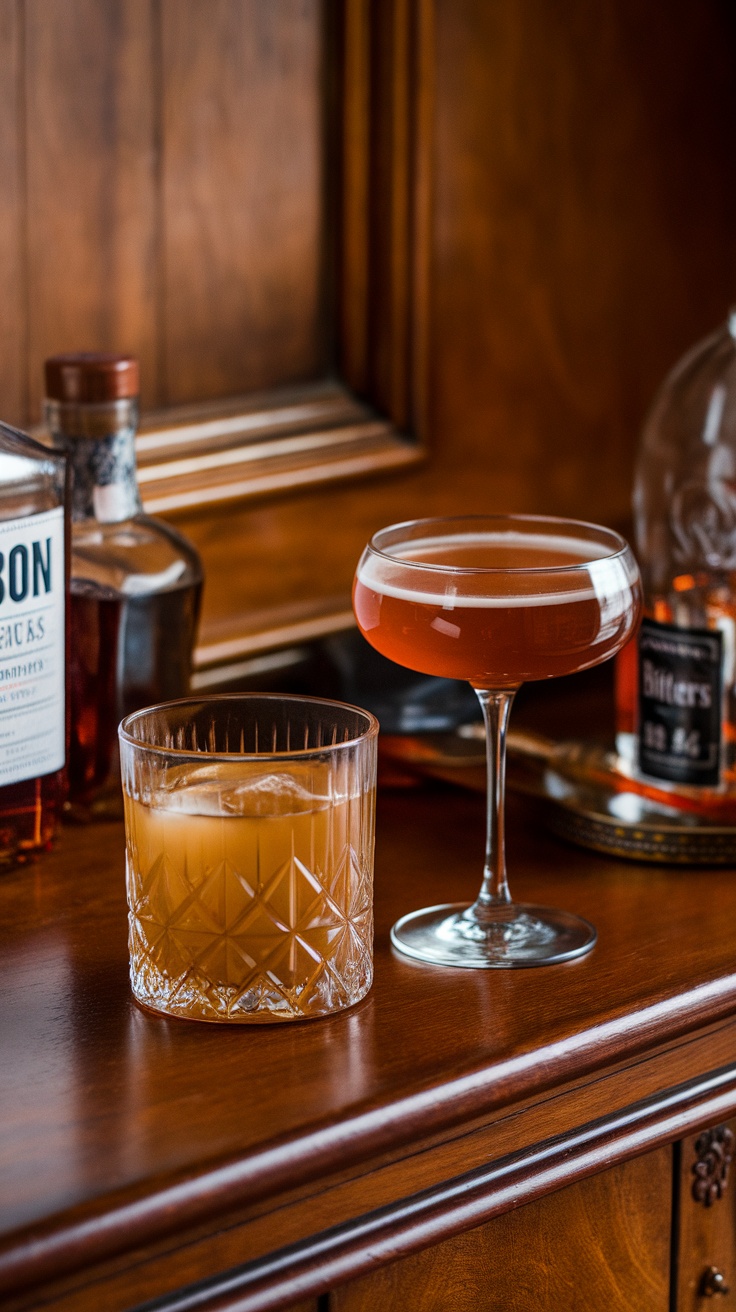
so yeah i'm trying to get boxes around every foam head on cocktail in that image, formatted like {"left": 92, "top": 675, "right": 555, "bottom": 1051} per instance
{"left": 354, "top": 524, "right": 639, "bottom": 687}
{"left": 353, "top": 515, "right": 642, "bottom": 968}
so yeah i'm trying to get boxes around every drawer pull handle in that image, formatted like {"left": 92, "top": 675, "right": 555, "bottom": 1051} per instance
{"left": 700, "top": 1266, "right": 730, "bottom": 1298}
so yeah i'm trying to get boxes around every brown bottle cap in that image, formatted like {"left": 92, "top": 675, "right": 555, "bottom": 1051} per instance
{"left": 44, "top": 352, "right": 139, "bottom": 403}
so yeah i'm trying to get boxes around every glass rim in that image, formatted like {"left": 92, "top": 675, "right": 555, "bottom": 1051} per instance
{"left": 365, "top": 513, "right": 633, "bottom": 576}
{"left": 118, "top": 692, "right": 380, "bottom": 762}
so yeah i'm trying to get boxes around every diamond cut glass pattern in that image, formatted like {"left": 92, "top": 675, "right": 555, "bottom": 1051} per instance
{"left": 120, "top": 696, "right": 377, "bottom": 1022}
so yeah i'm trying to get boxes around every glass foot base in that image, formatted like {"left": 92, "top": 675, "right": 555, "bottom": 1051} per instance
{"left": 390, "top": 902, "right": 597, "bottom": 968}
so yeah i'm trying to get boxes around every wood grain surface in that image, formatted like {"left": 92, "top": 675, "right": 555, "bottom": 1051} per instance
{"left": 6, "top": 0, "right": 328, "bottom": 424}
{"left": 333, "top": 1150, "right": 671, "bottom": 1311}
{"left": 428, "top": 0, "right": 736, "bottom": 525}
{"left": 24, "top": 0, "right": 160, "bottom": 415}
{"left": 160, "top": 0, "right": 324, "bottom": 405}
{"left": 2, "top": 775, "right": 736, "bottom": 1306}
{"left": 0, "top": 0, "right": 23, "bottom": 423}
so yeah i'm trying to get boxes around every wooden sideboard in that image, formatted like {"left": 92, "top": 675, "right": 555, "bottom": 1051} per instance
{"left": 1, "top": 694, "right": 736, "bottom": 1310}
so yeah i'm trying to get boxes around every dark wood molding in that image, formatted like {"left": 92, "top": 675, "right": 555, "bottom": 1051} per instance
{"left": 192, "top": 607, "right": 355, "bottom": 686}
{"left": 4, "top": 1020, "right": 736, "bottom": 1306}
{"left": 337, "top": 0, "right": 433, "bottom": 441}
{"left": 135, "top": 381, "right": 421, "bottom": 517}
{"left": 31, "top": 380, "right": 421, "bottom": 521}
{"left": 128, "top": 1067, "right": 736, "bottom": 1312}
{"left": 9, "top": 1057, "right": 736, "bottom": 1312}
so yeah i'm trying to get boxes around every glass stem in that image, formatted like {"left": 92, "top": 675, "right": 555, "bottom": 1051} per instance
{"left": 471, "top": 687, "right": 516, "bottom": 920}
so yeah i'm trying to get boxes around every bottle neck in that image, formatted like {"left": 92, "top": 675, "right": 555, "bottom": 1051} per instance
{"left": 45, "top": 398, "right": 143, "bottom": 523}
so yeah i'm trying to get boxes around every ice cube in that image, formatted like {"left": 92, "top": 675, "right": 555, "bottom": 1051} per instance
{"left": 151, "top": 760, "right": 334, "bottom": 818}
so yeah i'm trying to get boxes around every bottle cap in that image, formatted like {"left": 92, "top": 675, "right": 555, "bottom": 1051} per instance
{"left": 44, "top": 353, "right": 139, "bottom": 403}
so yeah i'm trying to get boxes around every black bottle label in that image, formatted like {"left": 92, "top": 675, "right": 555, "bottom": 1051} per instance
{"left": 637, "top": 617, "right": 723, "bottom": 786}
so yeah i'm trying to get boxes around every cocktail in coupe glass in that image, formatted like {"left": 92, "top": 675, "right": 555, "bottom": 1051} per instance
{"left": 353, "top": 514, "right": 642, "bottom": 968}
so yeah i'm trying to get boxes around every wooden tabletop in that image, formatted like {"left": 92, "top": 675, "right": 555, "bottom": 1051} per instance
{"left": 2, "top": 679, "right": 736, "bottom": 1308}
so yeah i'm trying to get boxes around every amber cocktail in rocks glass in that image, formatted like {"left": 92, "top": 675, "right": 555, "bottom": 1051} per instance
{"left": 353, "top": 514, "right": 642, "bottom": 968}
{"left": 119, "top": 694, "right": 378, "bottom": 1021}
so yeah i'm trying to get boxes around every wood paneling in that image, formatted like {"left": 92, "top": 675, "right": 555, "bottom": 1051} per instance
{"left": 175, "top": 0, "right": 736, "bottom": 674}
{"left": 3, "top": 0, "right": 736, "bottom": 665}
{"left": 333, "top": 1151, "right": 671, "bottom": 1311}
{"left": 6, "top": 0, "right": 329, "bottom": 421}
{"left": 160, "top": 0, "right": 325, "bottom": 404}
{"left": 24, "top": 0, "right": 159, "bottom": 416}
{"left": 337, "top": 0, "right": 432, "bottom": 434}
{"left": 428, "top": 0, "right": 736, "bottom": 525}
{"left": 0, "top": 0, "right": 24, "bottom": 423}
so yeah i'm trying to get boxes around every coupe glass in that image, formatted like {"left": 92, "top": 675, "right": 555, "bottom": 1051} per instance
{"left": 353, "top": 514, "right": 642, "bottom": 968}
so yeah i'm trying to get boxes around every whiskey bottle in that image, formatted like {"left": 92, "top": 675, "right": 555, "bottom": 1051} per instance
{"left": 616, "top": 312, "right": 736, "bottom": 796}
{"left": 0, "top": 420, "right": 67, "bottom": 863}
{"left": 44, "top": 353, "right": 203, "bottom": 816}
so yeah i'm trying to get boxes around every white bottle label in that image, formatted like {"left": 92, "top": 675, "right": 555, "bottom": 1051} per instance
{"left": 0, "top": 507, "right": 65, "bottom": 787}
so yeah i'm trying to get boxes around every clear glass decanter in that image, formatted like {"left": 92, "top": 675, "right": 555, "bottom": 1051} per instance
{"left": 616, "top": 312, "right": 736, "bottom": 796}
{"left": 45, "top": 353, "right": 203, "bottom": 816}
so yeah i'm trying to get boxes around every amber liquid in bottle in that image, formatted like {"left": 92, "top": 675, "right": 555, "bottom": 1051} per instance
{"left": 0, "top": 774, "right": 66, "bottom": 865}
{"left": 45, "top": 353, "right": 202, "bottom": 817}
{"left": 70, "top": 581, "right": 201, "bottom": 802}
{"left": 612, "top": 313, "right": 736, "bottom": 802}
